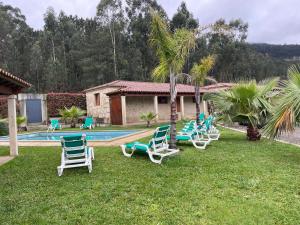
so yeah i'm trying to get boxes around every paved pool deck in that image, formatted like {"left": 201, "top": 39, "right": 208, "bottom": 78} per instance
{"left": 0, "top": 129, "right": 154, "bottom": 147}
{"left": 0, "top": 156, "right": 14, "bottom": 166}
{"left": 224, "top": 124, "right": 300, "bottom": 148}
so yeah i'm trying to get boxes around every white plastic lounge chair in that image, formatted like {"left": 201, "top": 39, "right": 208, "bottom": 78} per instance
{"left": 198, "top": 116, "right": 220, "bottom": 140}
{"left": 175, "top": 121, "right": 211, "bottom": 150}
{"left": 47, "top": 119, "right": 62, "bottom": 132}
{"left": 57, "top": 134, "right": 94, "bottom": 176}
{"left": 120, "top": 125, "right": 179, "bottom": 164}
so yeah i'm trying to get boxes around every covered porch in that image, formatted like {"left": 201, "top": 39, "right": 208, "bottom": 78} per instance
{"left": 108, "top": 93, "right": 209, "bottom": 125}
{"left": 0, "top": 68, "right": 31, "bottom": 165}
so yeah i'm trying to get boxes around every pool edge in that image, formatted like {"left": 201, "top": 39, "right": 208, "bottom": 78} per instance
{"left": 0, "top": 129, "right": 154, "bottom": 147}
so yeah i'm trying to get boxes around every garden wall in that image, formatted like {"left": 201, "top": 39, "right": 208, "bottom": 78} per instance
{"left": 47, "top": 93, "right": 86, "bottom": 117}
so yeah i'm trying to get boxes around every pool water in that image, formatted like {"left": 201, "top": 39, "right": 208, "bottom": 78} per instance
{"left": 0, "top": 130, "right": 140, "bottom": 141}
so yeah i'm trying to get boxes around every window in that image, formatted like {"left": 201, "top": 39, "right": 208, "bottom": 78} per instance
{"left": 94, "top": 93, "right": 100, "bottom": 106}
{"left": 158, "top": 96, "right": 168, "bottom": 104}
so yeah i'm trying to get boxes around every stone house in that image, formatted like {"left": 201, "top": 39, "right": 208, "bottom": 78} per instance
{"left": 84, "top": 80, "right": 232, "bottom": 125}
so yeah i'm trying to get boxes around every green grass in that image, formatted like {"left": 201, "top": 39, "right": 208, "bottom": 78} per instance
{"left": 1, "top": 128, "right": 300, "bottom": 224}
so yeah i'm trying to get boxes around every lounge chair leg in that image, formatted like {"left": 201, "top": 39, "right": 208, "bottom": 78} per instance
{"left": 88, "top": 163, "right": 92, "bottom": 173}
{"left": 120, "top": 145, "right": 135, "bottom": 158}
{"left": 90, "top": 147, "right": 95, "bottom": 160}
{"left": 192, "top": 141, "right": 207, "bottom": 150}
{"left": 57, "top": 166, "right": 63, "bottom": 176}
{"left": 148, "top": 152, "right": 163, "bottom": 164}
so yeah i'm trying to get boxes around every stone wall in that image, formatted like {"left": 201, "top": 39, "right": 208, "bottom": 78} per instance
{"left": 184, "top": 96, "right": 204, "bottom": 119}
{"left": 157, "top": 96, "right": 170, "bottom": 121}
{"left": 18, "top": 93, "right": 47, "bottom": 124}
{"left": 86, "top": 87, "right": 118, "bottom": 123}
{"left": 126, "top": 96, "right": 155, "bottom": 123}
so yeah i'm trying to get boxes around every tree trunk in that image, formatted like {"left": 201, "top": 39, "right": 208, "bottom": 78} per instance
{"left": 169, "top": 70, "right": 177, "bottom": 149}
{"left": 247, "top": 125, "right": 261, "bottom": 141}
{"left": 51, "top": 38, "right": 56, "bottom": 62}
{"left": 147, "top": 121, "right": 150, "bottom": 127}
{"left": 71, "top": 119, "right": 76, "bottom": 128}
{"left": 109, "top": 22, "right": 117, "bottom": 79}
{"left": 195, "top": 85, "right": 201, "bottom": 125}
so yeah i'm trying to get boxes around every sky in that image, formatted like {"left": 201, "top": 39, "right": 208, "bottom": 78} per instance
{"left": 3, "top": 0, "right": 300, "bottom": 44}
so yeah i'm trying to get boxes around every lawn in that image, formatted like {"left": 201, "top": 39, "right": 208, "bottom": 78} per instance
{"left": 0, "top": 128, "right": 300, "bottom": 224}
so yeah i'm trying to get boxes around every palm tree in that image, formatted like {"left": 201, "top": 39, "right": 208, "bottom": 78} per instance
{"left": 205, "top": 79, "right": 278, "bottom": 141}
{"left": 140, "top": 112, "right": 157, "bottom": 127}
{"left": 264, "top": 65, "right": 300, "bottom": 138}
{"left": 16, "top": 116, "right": 27, "bottom": 131}
{"left": 59, "top": 106, "right": 86, "bottom": 128}
{"left": 190, "top": 55, "right": 215, "bottom": 125}
{"left": 150, "top": 10, "right": 196, "bottom": 149}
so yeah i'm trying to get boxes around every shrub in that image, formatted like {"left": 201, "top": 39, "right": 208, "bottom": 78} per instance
{"left": 58, "top": 106, "right": 86, "bottom": 128}
{"left": 0, "top": 120, "right": 8, "bottom": 136}
{"left": 140, "top": 112, "right": 157, "bottom": 127}
{"left": 47, "top": 93, "right": 86, "bottom": 117}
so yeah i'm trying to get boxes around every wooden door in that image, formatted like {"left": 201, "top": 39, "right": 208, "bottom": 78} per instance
{"left": 110, "top": 96, "right": 123, "bottom": 125}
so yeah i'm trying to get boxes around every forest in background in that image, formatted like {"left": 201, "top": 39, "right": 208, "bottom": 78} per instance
{"left": 1, "top": 0, "right": 299, "bottom": 93}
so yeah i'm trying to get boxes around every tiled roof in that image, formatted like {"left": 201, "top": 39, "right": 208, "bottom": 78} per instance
{"left": 0, "top": 68, "right": 31, "bottom": 88}
{"left": 85, "top": 80, "right": 233, "bottom": 95}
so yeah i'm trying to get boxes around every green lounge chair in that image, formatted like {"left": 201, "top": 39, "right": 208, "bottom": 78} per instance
{"left": 120, "top": 125, "right": 179, "bottom": 164}
{"left": 57, "top": 134, "right": 94, "bottom": 176}
{"left": 198, "top": 116, "right": 220, "bottom": 140}
{"left": 48, "top": 119, "right": 62, "bottom": 132}
{"left": 80, "top": 117, "right": 94, "bottom": 130}
{"left": 175, "top": 121, "right": 211, "bottom": 150}
{"left": 199, "top": 112, "right": 205, "bottom": 122}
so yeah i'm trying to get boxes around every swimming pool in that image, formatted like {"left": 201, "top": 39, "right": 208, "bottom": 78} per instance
{"left": 0, "top": 130, "right": 140, "bottom": 141}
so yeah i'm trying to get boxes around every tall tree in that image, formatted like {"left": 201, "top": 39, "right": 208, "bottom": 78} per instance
{"left": 190, "top": 55, "right": 215, "bottom": 124}
{"left": 170, "top": 1, "right": 198, "bottom": 31}
{"left": 97, "top": 0, "right": 124, "bottom": 80}
{"left": 150, "top": 10, "right": 196, "bottom": 149}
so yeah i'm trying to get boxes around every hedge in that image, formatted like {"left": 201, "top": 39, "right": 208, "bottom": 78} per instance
{"left": 47, "top": 93, "right": 86, "bottom": 117}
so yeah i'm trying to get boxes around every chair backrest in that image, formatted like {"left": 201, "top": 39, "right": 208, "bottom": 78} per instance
{"left": 84, "top": 117, "right": 93, "bottom": 126}
{"left": 61, "top": 135, "right": 86, "bottom": 158}
{"left": 181, "top": 121, "right": 196, "bottom": 133}
{"left": 199, "top": 113, "right": 205, "bottom": 122}
{"left": 51, "top": 119, "right": 60, "bottom": 128}
{"left": 149, "top": 125, "right": 170, "bottom": 149}
{"left": 204, "top": 118, "right": 212, "bottom": 130}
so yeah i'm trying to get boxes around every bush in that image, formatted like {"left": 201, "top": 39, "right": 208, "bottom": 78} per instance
{"left": 47, "top": 93, "right": 86, "bottom": 117}
{"left": 0, "top": 96, "right": 20, "bottom": 118}
{"left": 0, "top": 121, "right": 8, "bottom": 136}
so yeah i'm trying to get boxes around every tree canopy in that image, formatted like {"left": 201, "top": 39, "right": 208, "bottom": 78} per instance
{"left": 0, "top": 1, "right": 297, "bottom": 93}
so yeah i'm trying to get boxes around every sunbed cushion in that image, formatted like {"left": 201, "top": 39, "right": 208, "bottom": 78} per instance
{"left": 175, "top": 135, "right": 191, "bottom": 141}
{"left": 125, "top": 142, "right": 150, "bottom": 152}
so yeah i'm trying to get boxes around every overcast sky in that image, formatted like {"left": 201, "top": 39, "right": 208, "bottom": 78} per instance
{"left": 3, "top": 0, "right": 300, "bottom": 44}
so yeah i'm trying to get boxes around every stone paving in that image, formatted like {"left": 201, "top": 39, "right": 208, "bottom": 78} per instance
{"left": 0, "top": 129, "right": 154, "bottom": 147}
{"left": 226, "top": 124, "right": 300, "bottom": 147}
{"left": 0, "top": 156, "right": 14, "bottom": 166}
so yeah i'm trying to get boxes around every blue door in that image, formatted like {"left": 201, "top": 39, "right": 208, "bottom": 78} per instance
{"left": 26, "top": 99, "right": 42, "bottom": 123}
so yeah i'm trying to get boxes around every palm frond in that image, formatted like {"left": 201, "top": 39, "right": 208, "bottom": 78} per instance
{"left": 263, "top": 65, "right": 300, "bottom": 138}
{"left": 190, "top": 55, "right": 215, "bottom": 86}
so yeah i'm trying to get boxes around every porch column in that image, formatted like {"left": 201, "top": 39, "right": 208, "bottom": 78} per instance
{"left": 180, "top": 96, "right": 185, "bottom": 119}
{"left": 154, "top": 96, "right": 158, "bottom": 121}
{"left": 203, "top": 100, "right": 208, "bottom": 116}
{"left": 121, "top": 95, "right": 127, "bottom": 125}
{"left": 8, "top": 95, "right": 18, "bottom": 156}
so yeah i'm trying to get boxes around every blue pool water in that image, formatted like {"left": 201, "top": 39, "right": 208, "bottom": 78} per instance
{"left": 0, "top": 130, "right": 140, "bottom": 141}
